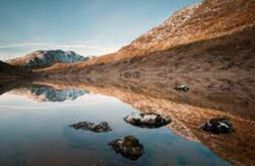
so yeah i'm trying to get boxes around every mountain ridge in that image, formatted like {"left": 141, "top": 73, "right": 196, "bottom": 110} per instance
{"left": 7, "top": 49, "right": 88, "bottom": 69}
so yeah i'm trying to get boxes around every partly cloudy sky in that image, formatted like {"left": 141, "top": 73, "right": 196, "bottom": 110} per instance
{"left": 0, "top": 0, "right": 201, "bottom": 60}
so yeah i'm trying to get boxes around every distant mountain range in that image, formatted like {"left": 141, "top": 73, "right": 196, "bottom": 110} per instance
{"left": 6, "top": 50, "right": 88, "bottom": 69}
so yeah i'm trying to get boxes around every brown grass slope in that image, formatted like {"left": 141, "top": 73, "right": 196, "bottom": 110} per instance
{"left": 36, "top": 0, "right": 255, "bottom": 120}
{"left": 36, "top": 0, "right": 255, "bottom": 73}
{"left": 59, "top": 0, "right": 255, "bottom": 65}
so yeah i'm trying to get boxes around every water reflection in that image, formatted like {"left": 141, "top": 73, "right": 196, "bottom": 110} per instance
{"left": 32, "top": 79, "right": 255, "bottom": 165}
{"left": 0, "top": 80, "right": 253, "bottom": 165}
{"left": 10, "top": 84, "right": 88, "bottom": 102}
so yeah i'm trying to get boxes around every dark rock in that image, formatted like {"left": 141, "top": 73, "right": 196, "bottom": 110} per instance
{"left": 109, "top": 135, "right": 144, "bottom": 160}
{"left": 124, "top": 113, "right": 171, "bottom": 128}
{"left": 175, "top": 84, "right": 189, "bottom": 92}
{"left": 70, "top": 121, "right": 112, "bottom": 133}
{"left": 201, "top": 117, "right": 233, "bottom": 134}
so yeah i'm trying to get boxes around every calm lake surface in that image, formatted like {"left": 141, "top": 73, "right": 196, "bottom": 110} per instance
{"left": 0, "top": 84, "right": 230, "bottom": 166}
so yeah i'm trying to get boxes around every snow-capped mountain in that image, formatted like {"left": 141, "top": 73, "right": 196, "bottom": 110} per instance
{"left": 7, "top": 50, "right": 87, "bottom": 69}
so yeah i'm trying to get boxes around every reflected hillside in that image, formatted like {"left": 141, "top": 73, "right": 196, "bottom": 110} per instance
{"left": 9, "top": 79, "right": 253, "bottom": 166}
{"left": 0, "top": 79, "right": 29, "bottom": 96}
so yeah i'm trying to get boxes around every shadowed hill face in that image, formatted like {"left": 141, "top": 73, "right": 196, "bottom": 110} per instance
{"left": 7, "top": 50, "right": 87, "bottom": 69}
{"left": 0, "top": 60, "right": 32, "bottom": 78}
{"left": 0, "top": 60, "right": 16, "bottom": 75}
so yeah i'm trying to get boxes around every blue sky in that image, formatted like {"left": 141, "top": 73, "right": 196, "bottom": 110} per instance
{"left": 0, "top": 0, "right": 201, "bottom": 60}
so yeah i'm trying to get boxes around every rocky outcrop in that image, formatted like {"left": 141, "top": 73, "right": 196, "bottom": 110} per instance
{"left": 124, "top": 113, "right": 171, "bottom": 128}
{"left": 70, "top": 121, "right": 112, "bottom": 133}
{"left": 109, "top": 135, "right": 144, "bottom": 160}
{"left": 7, "top": 50, "right": 87, "bottom": 69}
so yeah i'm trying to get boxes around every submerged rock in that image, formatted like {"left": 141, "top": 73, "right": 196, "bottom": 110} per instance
{"left": 124, "top": 113, "right": 171, "bottom": 128}
{"left": 201, "top": 117, "right": 233, "bottom": 134}
{"left": 109, "top": 135, "right": 144, "bottom": 161}
{"left": 175, "top": 84, "right": 189, "bottom": 92}
{"left": 70, "top": 121, "right": 112, "bottom": 133}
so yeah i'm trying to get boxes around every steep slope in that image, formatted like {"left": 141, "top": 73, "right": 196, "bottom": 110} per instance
{"left": 35, "top": 0, "right": 255, "bottom": 120}
{"left": 37, "top": 0, "right": 255, "bottom": 71}
{"left": 122, "top": 0, "right": 255, "bottom": 57}
{"left": 68, "top": 0, "right": 255, "bottom": 65}
{"left": 7, "top": 50, "right": 87, "bottom": 69}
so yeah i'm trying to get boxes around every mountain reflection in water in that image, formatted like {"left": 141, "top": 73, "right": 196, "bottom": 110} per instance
{"left": 10, "top": 84, "right": 88, "bottom": 102}
{"left": 0, "top": 80, "right": 254, "bottom": 165}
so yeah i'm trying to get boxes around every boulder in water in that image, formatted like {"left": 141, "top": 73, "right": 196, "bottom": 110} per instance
{"left": 70, "top": 121, "right": 112, "bottom": 133}
{"left": 124, "top": 113, "right": 171, "bottom": 128}
{"left": 109, "top": 135, "right": 144, "bottom": 160}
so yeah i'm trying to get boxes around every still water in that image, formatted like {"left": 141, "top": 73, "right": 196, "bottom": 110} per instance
{"left": 0, "top": 84, "right": 230, "bottom": 166}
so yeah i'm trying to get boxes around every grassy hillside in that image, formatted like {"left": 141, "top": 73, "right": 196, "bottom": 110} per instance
{"left": 35, "top": 0, "right": 255, "bottom": 120}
